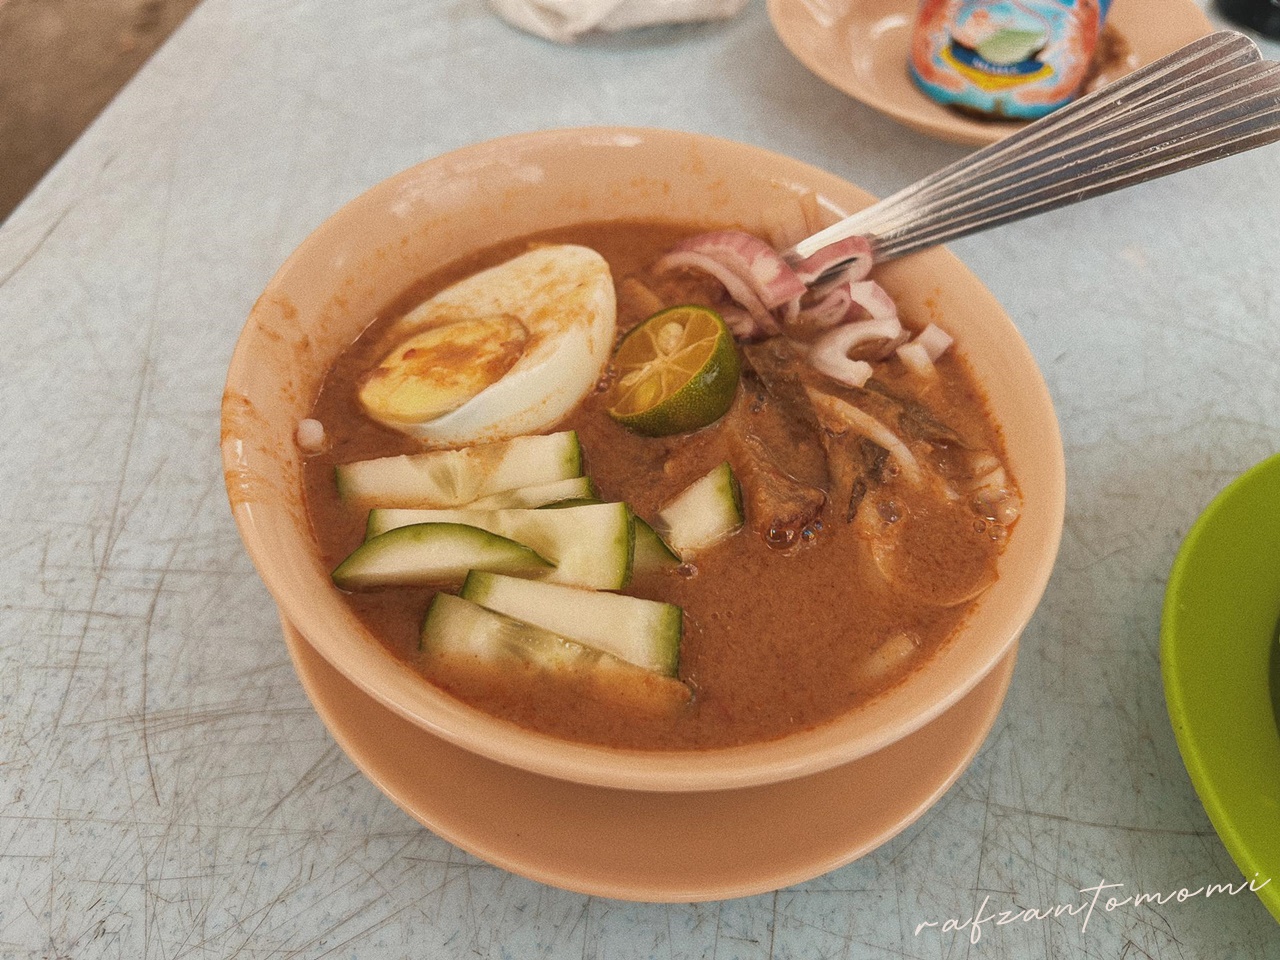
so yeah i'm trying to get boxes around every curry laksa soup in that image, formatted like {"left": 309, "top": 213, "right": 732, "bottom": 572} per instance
{"left": 301, "top": 221, "right": 1021, "bottom": 751}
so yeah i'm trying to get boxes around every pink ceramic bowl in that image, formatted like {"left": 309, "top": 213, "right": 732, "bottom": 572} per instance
{"left": 221, "top": 127, "right": 1065, "bottom": 793}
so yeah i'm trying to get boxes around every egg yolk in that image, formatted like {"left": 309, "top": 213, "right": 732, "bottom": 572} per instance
{"left": 358, "top": 315, "right": 528, "bottom": 425}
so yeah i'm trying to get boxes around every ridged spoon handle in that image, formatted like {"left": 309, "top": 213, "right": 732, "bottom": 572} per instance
{"left": 786, "top": 31, "right": 1280, "bottom": 272}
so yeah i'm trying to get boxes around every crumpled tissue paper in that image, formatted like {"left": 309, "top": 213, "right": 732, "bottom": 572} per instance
{"left": 489, "top": 0, "right": 750, "bottom": 44}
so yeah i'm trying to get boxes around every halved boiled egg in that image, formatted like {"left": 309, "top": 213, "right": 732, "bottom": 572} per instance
{"left": 358, "top": 244, "right": 616, "bottom": 446}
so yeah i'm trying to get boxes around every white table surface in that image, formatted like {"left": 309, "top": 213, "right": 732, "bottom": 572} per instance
{"left": 2, "top": 0, "right": 1278, "bottom": 956}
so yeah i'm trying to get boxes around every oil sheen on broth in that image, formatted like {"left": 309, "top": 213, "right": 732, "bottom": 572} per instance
{"left": 303, "top": 221, "right": 1020, "bottom": 750}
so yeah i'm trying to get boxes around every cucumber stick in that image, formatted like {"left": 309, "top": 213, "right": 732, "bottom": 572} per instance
{"left": 632, "top": 516, "right": 680, "bottom": 573}
{"left": 423, "top": 593, "right": 597, "bottom": 665}
{"left": 654, "top": 461, "right": 744, "bottom": 557}
{"left": 366, "top": 502, "right": 634, "bottom": 590}
{"left": 460, "top": 571, "right": 681, "bottom": 676}
{"left": 335, "top": 430, "right": 582, "bottom": 508}
{"left": 465, "top": 475, "right": 596, "bottom": 509}
{"left": 421, "top": 594, "right": 690, "bottom": 706}
{"left": 332, "top": 523, "right": 552, "bottom": 590}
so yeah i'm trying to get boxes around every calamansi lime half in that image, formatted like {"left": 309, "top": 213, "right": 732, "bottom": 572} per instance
{"left": 606, "top": 305, "right": 741, "bottom": 437}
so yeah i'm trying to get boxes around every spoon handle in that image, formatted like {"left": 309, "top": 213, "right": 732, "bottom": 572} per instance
{"left": 786, "top": 31, "right": 1280, "bottom": 272}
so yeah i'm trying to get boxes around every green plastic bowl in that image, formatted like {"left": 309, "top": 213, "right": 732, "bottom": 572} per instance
{"left": 1162, "top": 452, "right": 1280, "bottom": 924}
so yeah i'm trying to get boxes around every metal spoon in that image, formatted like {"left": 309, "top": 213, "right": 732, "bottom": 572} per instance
{"left": 784, "top": 30, "right": 1280, "bottom": 278}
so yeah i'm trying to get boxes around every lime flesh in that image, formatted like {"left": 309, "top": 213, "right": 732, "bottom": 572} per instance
{"left": 606, "top": 305, "right": 740, "bottom": 437}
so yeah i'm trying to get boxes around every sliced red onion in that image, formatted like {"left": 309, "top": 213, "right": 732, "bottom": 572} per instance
{"left": 719, "top": 304, "right": 763, "bottom": 340}
{"left": 796, "top": 282, "right": 856, "bottom": 329}
{"left": 655, "top": 249, "right": 779, "bottom": 337}
{"left": 797, "top": 277, "right": 901, "bottom": 331}
{"left": 657, "top": 230, "right": 806, "bottom": 310}
{"left": 896, "top": 340, "right": 936, "bottom": 378}
{"left": 809, "top": 315, "right": 904, "bottom": 388}
{"left": 792, "top": 235, "right": 873, "bottom": 285}
{"left": 912, "top": 323, "right": 954, "bottom": 361}
{"left": 779, "top": 297, "right": 801, "bottom": 325}
{"left": 846, "top": 281, "right": 898, "bottom": 323}
{"left": 807, "top": 255, "right": 876, "bottom": 303}
{"left": 812, "top": 354, "right": 874, "bottom": 389}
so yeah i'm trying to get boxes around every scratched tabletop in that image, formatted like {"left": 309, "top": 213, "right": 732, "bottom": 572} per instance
{"left": 2, "top": 0, "right": 1279, "bottom": 956}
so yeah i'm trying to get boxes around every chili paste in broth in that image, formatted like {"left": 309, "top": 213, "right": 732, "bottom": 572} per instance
{"left": 303, "top": 221, "right": 1017, "bottom": 750}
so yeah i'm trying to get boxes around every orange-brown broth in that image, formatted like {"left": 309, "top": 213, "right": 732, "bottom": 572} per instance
{"left": 303, "top": 221, "right": 1010, "bottom": 750}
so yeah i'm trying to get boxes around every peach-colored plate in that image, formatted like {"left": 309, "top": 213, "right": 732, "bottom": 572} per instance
{"left": 281, "top": 615, "right": 1018, "bottom": 902}
{"left": 767, "top": 0, "right": 1214, "bottom": 145}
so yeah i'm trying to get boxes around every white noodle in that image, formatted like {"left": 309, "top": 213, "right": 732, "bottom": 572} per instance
{"left": 807, "top": 390, "right": 923, "bottom": 486}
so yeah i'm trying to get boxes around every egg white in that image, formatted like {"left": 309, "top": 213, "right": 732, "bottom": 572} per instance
{"left": 367, "top": 244, "right": 616, "bottom": 447}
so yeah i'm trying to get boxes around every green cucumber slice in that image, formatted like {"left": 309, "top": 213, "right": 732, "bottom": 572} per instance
{"left": 633, "top": 516, "right": 681, "bottom": 573}
{"left": 654, "top": 461, "right": 744, "bottom": 558}
{"left": 460, "top": 571, "right": 681, "bottom": 676}
{"left": 366, "top": 502, "right": 634, "bottom": 590}
{"left": 420, "top": 594, "right": 691, "bottom": 708}
{"left": 332, "top": 523, "right": 552, "bottom": 590}
{"left": 465, "top": 475, "right": 597, "bottom": 509}
{"left": 335, "top": 430, "right": 582, "bottom": 508}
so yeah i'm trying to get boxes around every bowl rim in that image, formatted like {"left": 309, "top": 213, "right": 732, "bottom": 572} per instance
{"left": 222, "top": 125, "right": 1067, "bottom": 792}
